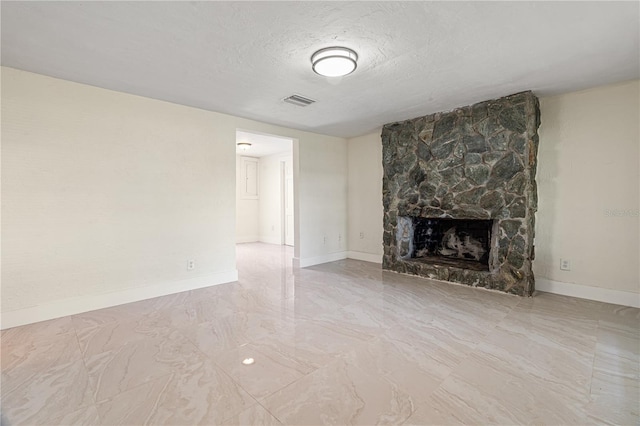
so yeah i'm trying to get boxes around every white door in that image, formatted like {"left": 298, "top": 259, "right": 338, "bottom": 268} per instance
{"left": 283, "top": 159, "right": 294, "bottom": 246}
{"left": 240, "top": 157, "right": 258, "bottom": 199}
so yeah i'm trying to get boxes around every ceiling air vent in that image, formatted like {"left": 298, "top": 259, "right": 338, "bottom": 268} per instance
{"left": 283, "top": 94, "right": 316, "bottom": 107}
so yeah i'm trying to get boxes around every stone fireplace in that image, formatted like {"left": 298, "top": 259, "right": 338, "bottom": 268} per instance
{"left": 382, "top": 91, "right": 540, "bottom": 295}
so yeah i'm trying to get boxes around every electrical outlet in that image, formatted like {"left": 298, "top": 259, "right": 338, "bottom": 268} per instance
{"left": 359, "top": 232, "right": 365, "bottom": 239}
{"left": 187, "top": 259, "right": 195, "bottom": 270}
{"left": 560, "top": 258, "right": 571, "bottom": 271}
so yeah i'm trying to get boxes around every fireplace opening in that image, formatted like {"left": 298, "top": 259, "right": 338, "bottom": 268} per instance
{"left": 411, "top": 218, "right": 493, "bottom": 271}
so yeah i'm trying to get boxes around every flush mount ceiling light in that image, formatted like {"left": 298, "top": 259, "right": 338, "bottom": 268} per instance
{"left": 236, "top": 142, "right": 252, "bottom": 151}
{"left": 311, "top": 47, "right": 358, "bottom": 77}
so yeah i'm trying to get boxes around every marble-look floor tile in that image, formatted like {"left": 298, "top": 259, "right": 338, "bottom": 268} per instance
{"left": 524, "top": 291, "right": 604, "bottom": 322}
{"left": 311, "top": 299, "right": 397, "bottom": 338}
{"left": 585, "top": 393, "right": 639, "bottom": 425}
{"left": 249, "top": 320, "right": 374, "bottom": 371}
{"left": 284, "top": 286, "right": 365, "bottom": 321}
{"left": 369, "top": 283, "right": 439, "bottom": 315}
{"left": 590, "top": 350, "right": 639, "bottom": 420}
{"left": 189, "top": 281, "right": 234, "bottom": 299}
{"left": 1, "top": 331, "right": 84, "bottom": 396}
{"left": 307, "top": 258, "right": 383, "bottom": 286}
{"left": 1, "top": 316, "right": 74, "bottom": 347}
{"left": 411, "top": 351, "right": 590, "bottom": 425}
{"left": 299, "top": 271, "right": 377, "bottom": 303}
{"left": 262, "top": 357, "right": 414, "bottom": 425}
{"left": 85, "top": 331, "right": 203, "bottom": 402}
{"left": 214, "top": 342, "right": 314, "bottom": 399}
{"left": 501, "top": 303, "right": 599, "bottom": 354}
{"left": 438, "top": 278, "right": 518, "bottom": 305}
{"left": 1, "top": 359, "right": 94, "bottom": 426}
{"left": 441, "top": 288, "right": 519, "bottom": 323}
{"left": 97, "top": 361, "right": 256, "bottom": 425}
{"left": 585, "top": 392, "right": 640, "bottom": 425}
{"left": 350, "top": 294, "right": 429, "bottom": 330}
{"left": 152, "top": 295, "right": 239, "bottom": 329}
{"left": 340, "top": 333, "right": 455, "bottom": 399}
{"left": 593, "top": 348, "right": 639, "bottom": 379}
{"left": 1, "top": 330, "right": 81, "bottom": 373}
{"left": 48, "top": 404, "right": 101, "bottom": 426}
{"left": 598, "top": 303, "right": 640, "bottom": 328}
{"left": 96, "top": 374, "right": 172, "bottom": 425}
{"left": 220, "top": 288, "right": 287, "bottom": 316}
{"left": 424, "top": 304, "right": 500, "bottom": 347}
{"left": 76, "top": 314, "right": 176, "bottom": 357}
{"left": 596, "top": 321, "right": 640, "bottom": 362}
{"left": 180, "top": 311, "right": 290, "bottom": 358}
{"left": 390, "top": 319, "right": 479, "bottom": 364}
{"left": 503, "top": 306, "right": 598, "bottom": 350}
{"left": 71, "top": 302, "right": 152, "bottom": 332}
{"left": 221, "top": 403, "right": 283, "bottom": 425}
{"left": 591, "top": 367, "right": 638, "bottom": 400}
{"left": 474, "top": 322, "right": 596, "bottom": 398}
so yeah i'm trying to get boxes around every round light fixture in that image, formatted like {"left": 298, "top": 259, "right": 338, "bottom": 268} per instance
{"left": 237, "top": 142, "right": 252, "bottom": 151}
{"left": 242, "top": 357, "right": 255, "bottom": 365}
{"left": 311, "top": 47, "right": 358, "bottom": 77}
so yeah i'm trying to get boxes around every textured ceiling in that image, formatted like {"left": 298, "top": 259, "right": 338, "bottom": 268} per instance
{"left": 1, "top": 1, "right": 638, "bottom": 138}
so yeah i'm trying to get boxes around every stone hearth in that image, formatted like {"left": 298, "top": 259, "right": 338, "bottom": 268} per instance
{"left": 382, "top": 91, "right": 540, "bottom": 295}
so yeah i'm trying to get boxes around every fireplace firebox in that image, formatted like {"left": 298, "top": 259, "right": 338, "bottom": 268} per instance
{"left": 412, "top": 218, "right": 493, "bottom": 270}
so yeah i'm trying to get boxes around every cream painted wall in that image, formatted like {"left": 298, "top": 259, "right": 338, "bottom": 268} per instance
{"left": 1, "top": 67, "right": 238, "bottom": 323}
{"left": 1, "top": 67, "right": 348, "bottom": 327}
{"left": 235, "top": 155, "right": 259, "bottom": 243}
{"left": 293, "top": 137, "right": 348, "bottom": 261}
{"left": 259, "top": 152, "right": 292, "bottom": 245}
{"left": 347, "top": 131, "right": 383, "bottom": 261}
{"left": 536, "top": 80, "right": 639, "bottom": 298}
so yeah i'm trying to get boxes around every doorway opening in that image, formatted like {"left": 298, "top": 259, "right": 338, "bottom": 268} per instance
{"left": 235, "top": 129, "right": 295, "bottom": 247}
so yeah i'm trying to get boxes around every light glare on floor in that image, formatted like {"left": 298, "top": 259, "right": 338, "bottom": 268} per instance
{"left": 242, "top": 357, "right": 255, "bottom": 365}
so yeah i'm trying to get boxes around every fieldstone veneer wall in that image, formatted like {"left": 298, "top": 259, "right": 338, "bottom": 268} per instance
{"left": 382, "top": 92, "right": 540, "bottom": 295}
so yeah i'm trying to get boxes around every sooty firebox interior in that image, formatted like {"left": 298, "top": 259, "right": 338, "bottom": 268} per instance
{"left": 412, "top": 218, "right": 493, "bottom": 271}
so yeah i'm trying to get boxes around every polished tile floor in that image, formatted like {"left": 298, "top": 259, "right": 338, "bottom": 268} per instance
{"left": 1, "top": 242, "right": 639, "bottom": 425}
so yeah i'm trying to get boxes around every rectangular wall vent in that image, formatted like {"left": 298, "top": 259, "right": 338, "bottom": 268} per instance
{"left": 283, "top": 94, "right": 316, "bottom": 107}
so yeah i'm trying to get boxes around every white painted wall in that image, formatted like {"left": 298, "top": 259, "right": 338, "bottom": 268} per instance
{"left": 536, "top": 80, "right": 639, "bottom": 305}
{"left": 1, "top": 67, "right": 348, "bottom": 327}
{"left": 258, "top": 153, "right": 292, "bottom": 245}
{"left": 235, "top": 155, "right": 259, "bottom": 243}
{"left": 347, "top": 131, "right": 384, "bottom": 263}
{"left": 345, "top": 81, "right": 640, "bottom": 306}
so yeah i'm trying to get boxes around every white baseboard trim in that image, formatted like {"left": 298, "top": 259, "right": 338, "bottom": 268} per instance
{"left": 259, "top": 236, "right": 282, "bottom": 245}
{"left": 536, "top": 277, "right": 640, "bottom": 308}
{"left": 0, "top": 270, "right": 239, "bottom": 330}
{"left": 347, "top": 251, "right": 382, "bottom": 264}
{"left": 236, "top": 236, "right": 259, "bottom": 243}
{"left": 295, "top": 251, "right": 348, "bottom": 268}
